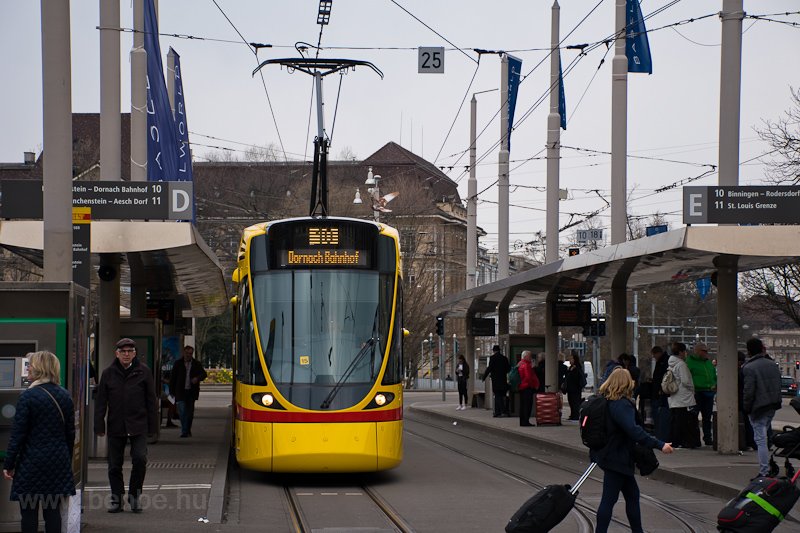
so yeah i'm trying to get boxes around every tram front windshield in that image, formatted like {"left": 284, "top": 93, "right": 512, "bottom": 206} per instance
{"left": 251, "top": 269, "right": 388, "bottom": 409}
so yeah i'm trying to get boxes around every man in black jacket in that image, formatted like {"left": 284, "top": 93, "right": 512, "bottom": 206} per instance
{"left": 482, "top": 345, "right": 511, "bottom": 417}
{"left": 169, "top": 345, "right": 207, "bottom": 438}
{"left": 650, "top": 345, "right": 670, "bottom": 442}
{"left": 742, "top": 338, "right": 782, "bottom": 477}
{"left": 95, "top": 338, "right": 158, "bottom": 513}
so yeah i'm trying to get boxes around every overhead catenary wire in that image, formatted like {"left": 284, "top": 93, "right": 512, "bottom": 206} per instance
{"left": 388, "top": 0, "right": 479, "bottom": 65}
{"left": 440, "top": 3, "right": 708, "bottom": 184}
{"left": 209, "top": 0, "right": 289, "bottom": 163}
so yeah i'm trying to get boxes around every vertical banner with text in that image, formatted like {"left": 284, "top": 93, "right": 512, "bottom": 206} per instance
{"left": 72, "top": 207, "right": 91, "bottom": 289}
{"left": 506, "top": 54, "right": 522, "bottom": 151}
{"left": 144, "top": 0, "right": 179, "bottom": 181}
{"left": 626, "top": 0, "right": 653, "bottom": 74}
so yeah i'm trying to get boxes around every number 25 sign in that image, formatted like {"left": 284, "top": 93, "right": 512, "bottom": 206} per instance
{"left": 418, "top": 47, "right": 444, "bottom": 74}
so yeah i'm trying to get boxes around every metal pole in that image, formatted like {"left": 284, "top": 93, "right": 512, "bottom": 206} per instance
{"left": 315, "top": 71, "right": 325, "bottom": 140}
{"left": 41, "top": 0, "right": 73, "bottom": 282}
{"left": 608, "top": 0, "right": 629, "bottom": 359}
{"left": 545, "top": 0, "right": 561, "bottom": 264}
{"left": 100, "top": 0, "right": 121, "bottom": 182}
{"left": 498, "top": 55, "right": 510, "bottom": 279}
{"left": 428, "top": 332, "right": 433, "bottom": 390}
{"left": 440, "top": 334, "right": 446, "bottom": 401}
{"left": 420, "top": 339, "right": 425, "bottom": 384}
{"left": 611, "top": 0, "right": 627, "bottom": 244}
{"left": 453, "top": 334, "right": 457, "bottom": 381}
{"left": 130, "top": 0, "right": 146, "bottom": 181}
{"left": 632, "top": 291, "right": 639, "bottom": 364}
{"left": 716, "top": 0, "right": 744, "bottom": 455}
{"left": 468, "top": 96, "right": 478, "bottom": 288}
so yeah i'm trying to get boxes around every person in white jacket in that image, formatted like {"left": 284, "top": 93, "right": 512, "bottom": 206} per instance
{"left": 666, "top": 342, "right": 698, "bottom": 448}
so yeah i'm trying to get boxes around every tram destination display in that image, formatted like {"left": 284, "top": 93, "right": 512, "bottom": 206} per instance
{"left": 683, "top": 186, "right": 800, "bottom": 224}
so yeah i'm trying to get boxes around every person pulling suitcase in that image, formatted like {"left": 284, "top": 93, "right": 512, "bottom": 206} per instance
{"left": 591, "top": 368, "right": 673, "bottom": 532}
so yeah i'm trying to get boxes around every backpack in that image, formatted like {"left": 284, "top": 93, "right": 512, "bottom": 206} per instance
{"left": 661, "top": 368, "right": 679, "bottom": 396}
{"left": 507, "top": 366, "right": 521, "bottom": 392}
{"left": 579, "top": 395, "right": 609, "bottom": 449}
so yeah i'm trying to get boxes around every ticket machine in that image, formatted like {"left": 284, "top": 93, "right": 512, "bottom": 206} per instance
{"left": 0, "top": 282, "right": 88, "bottom": 533}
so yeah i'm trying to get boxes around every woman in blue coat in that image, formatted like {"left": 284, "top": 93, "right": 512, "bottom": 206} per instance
{"left": 3, "top": 351, "right": 75, "bottom": 533}
{"left": 590, "top": 368, "right": 673, "bottom": 533}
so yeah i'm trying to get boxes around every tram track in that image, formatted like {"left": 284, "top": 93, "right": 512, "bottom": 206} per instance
{"left": 284, "top": 483, "right": 415, "bottom": 533}
{"left": 406, "top": 411, "right": 717, "bottom": 532}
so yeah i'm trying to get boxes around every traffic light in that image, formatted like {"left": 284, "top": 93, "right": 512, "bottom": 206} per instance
{"left": 582, "top": 320, "right": 606, "bottom": 337}
{"left": 436, "top": 315, "right": 444, "bottom": 336}
{"left": 795, "top": 361, "right": 799, "bottom": 370}
{"left": 568, "top": 248, "right": 580, "bottom": 256}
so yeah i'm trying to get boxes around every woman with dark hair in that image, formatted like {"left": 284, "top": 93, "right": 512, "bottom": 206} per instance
{"left": 563, "top": 353, "right": 586, "bottom": 420}
{"left": 3, "top": 351, "right": 75, "bottom": 533}
{"left": 455, "top": 355, "right": 470, "bottom": 410}
{"left": 592, "top": 368, "right": 673, "bottom": 533}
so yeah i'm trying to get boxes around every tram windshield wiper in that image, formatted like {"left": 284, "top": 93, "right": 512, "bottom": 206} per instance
{"left": 320, "top": 337, "right": 375, "bottom": 409}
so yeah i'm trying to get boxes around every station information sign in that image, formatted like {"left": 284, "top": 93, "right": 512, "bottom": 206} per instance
{"left": 0, "top": 180, "right": 193, "bottom": 220}
{"left": 683, "top": 186, "right": 800, "bottom": 224}
{"left": 576, "top": 228, "right": 603, "bottom": 242}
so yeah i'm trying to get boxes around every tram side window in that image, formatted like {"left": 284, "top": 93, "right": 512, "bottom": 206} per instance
{"left": 236, "top": 281, "right": 267, "bottom": 385}
{"left": 382, "top": 281, "right": 403, "bottom": 385}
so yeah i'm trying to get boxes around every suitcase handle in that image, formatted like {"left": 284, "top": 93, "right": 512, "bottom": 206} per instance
{"left": 570, "top": 463, "right": 597, "bottom": 495}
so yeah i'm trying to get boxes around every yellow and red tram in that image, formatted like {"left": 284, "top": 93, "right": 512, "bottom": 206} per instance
{"left": 230, "top": 216, "right": 404, "bottom": 473}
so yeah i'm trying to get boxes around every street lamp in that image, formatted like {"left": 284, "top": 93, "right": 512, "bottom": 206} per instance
{"left": 353, "top": 166, "right": 383, "bottom": 221}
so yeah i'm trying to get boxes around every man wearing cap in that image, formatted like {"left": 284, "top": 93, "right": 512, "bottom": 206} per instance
{"left": 686, "top": 342, "right": 717, "bottom": 446}
{"left": 94, "top": 338, "right": 158, "bottom": 513}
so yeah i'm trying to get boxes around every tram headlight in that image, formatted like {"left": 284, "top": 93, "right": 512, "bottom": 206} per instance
{"left": 364, "top": 392, "right": 395, "bottom": 409}
{"left": 250, "top": 392, "right": 286, "bottom": 410}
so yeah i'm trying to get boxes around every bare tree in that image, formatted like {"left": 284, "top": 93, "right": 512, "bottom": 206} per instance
{"left": 336, "top": 146, "right": 357, "bottom": 161}
{"left": 244, "top": 143, "right": 282, "bottom": 162}
{"left": 741, "top": 88, "right": 800, "bottom": 326}
{"left": 756, "top": 87, "right": 800, "bottom": 185}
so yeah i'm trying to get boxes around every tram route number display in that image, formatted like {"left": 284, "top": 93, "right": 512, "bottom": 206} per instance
{"left": 0, "top": 179, "right": 193, "bottom": 220}
{"left": 683, "top": 186, "right": 800, "bottom": 224}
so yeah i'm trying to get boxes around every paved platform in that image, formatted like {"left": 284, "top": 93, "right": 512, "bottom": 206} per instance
{"left": 407, "top": 390, "right": 800, "bottom": 501}
{"left": 81, "top": 392, "right": 230, "bottom": 532}
{"left": 72, "top": 387, "right": 800, "bottom": 532}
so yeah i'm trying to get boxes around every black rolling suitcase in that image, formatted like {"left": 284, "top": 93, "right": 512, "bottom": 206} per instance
{"left": 505, "top": 463, "right": 596, "bottom": 533}
{"left": 717, "top": 449, "right": 800, "bottom": 533}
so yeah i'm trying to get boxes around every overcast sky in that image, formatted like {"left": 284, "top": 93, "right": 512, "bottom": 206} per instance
{"left": 2, "top": 1, "right": 798, "bottom": 254}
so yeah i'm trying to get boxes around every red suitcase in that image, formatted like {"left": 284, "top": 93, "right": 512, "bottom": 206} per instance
{"left": 535, "top": 392, "right": 563, "bottom": 426}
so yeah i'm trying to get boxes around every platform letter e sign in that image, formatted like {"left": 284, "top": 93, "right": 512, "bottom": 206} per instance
{"left": 689, "top": 193, "right": 703, "bottom": 217}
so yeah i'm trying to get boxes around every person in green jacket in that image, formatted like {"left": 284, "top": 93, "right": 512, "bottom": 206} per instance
{"left": 686, "top": 343, "right": 717, "bottom": 446}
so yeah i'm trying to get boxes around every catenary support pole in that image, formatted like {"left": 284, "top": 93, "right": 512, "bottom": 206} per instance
{"left": 130, "top": 0, "right": 146, "bottom": 181}
{"left": 545, "top": 0, "right": 561, "bottom": 264}
{"left": 41, "top": 0, "right": 73, "bottom": 282}
{"left": 716, "top": 0, "right": 744, "bottom": 455}
{"left": 609, "top": 0, "right": 629, "bottom": 359}
{"left": 498, "top": 55, "right": 510, "bottom": 280}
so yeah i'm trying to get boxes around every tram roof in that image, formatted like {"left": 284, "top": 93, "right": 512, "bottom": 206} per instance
{"left": 0, "top": 220, "right": 228, "bottom": 317}
{"left": 425, "top": 225, "right": 800, "bottom": 318}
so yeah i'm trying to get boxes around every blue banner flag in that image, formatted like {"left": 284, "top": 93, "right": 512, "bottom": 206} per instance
{"left": 626, "top": 0, "right": 652, "bottom": 74}
{"left": 144, "top": 0, "right": 179, "bottom": 181}
{"left": 506, "top": 54, "right": 522, "bottom": 150}
{"left": 170, "top": 48, "right": 193, "bottom": 183}
{"left": 696, "top": 277, "right": 711, "bottom": 300}
{"left": 558, "top": 53, "right": 567, "bottom": 130}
